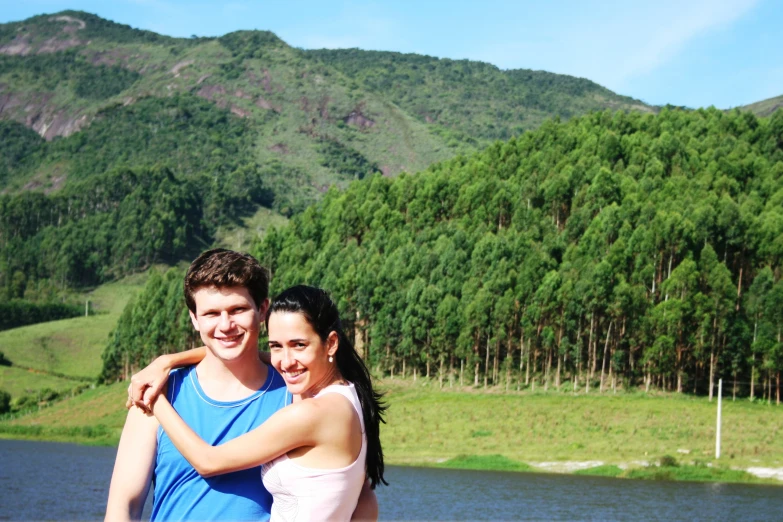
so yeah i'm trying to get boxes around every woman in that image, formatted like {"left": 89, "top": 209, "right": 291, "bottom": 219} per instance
{"left": 135, "top": 285, "right": 386, "bottom": 521}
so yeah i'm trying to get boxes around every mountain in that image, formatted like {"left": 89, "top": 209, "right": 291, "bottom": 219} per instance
{"left": 0, "top": 10, "right": 661, "bottom": 301}
{"left": 1, "top": 11, "right": 653, "bottom": 205}
{"left": 740, "top": 94, "right": 783, "bottom": 118}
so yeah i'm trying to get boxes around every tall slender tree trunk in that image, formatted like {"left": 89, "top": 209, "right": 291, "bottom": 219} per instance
{"left": 506, "top": 356, "right": 511, "bottom": 392}
{"left": 769, "top": 373, "right": 773, "bottom": 406}
{"left": 588, "top": 312, "right": 595, "bottom": 379}
{"left": 484, "top": 335, "right": 490, "bottom": 387}
{"left": 354, "top": 312, "right": 365, "bottom": 359}
{"left": 733, "top": 372, "right": 737, "bottom": 401}
{"left": 519, "top": 329, "right": 525, "bottom": 386}
{"left": 609, "top": 340, "right": 616, "bottom": 393}
{"left": 709, "top": 351, "right": 715, "bottom": 402}
{"left": 493, "top": 339, "right": 500, "bottom": 385}
{"left": 599, "top": 321, "right": 613, "bottom": 393}
{"left": 751, "top": 319, "right": 757, "bottom": 401}
{"left": 555, "top": 319, "right": 563, "bottom": 389}
{"left": 473, "top": 334, "right": 480, "bottom": 386}
{"left": 545, "top": 346, "right": 552, "bottom": 391}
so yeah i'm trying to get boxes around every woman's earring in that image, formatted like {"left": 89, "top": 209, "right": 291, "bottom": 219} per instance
{"left": 328, "top": 356, "right": 334, "bottom": 363}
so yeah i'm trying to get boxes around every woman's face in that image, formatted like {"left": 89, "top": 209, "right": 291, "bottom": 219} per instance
{"left": 267, "top": 311, "right": 338, "bottom": 397}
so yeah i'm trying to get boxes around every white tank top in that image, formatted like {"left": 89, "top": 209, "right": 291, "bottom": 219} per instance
{"left": 261, "top": 383, "right": 367, "bottom": 522}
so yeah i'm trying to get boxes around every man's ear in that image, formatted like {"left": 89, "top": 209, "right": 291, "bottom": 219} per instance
{"left": 258, "top": 298, "right": 270, "bottom": 319}
{"left": 189, "top": 310, "right": 200, "bottom": 331}
{"left": 327, "top": 331, "right": 339, "bottom": 358}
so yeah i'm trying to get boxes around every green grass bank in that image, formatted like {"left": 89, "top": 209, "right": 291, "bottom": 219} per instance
{"left": 2, "top": 378, "right": 782, "bottom": 484}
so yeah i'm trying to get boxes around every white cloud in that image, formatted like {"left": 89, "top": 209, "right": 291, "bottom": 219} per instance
{"left": 466, "top": 0, "right": 760, "bottom": 93}
{"left": 615, "top": 0, "right": 759, "bottom": 84}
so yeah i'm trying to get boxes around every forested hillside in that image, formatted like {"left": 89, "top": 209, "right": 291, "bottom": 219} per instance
{"left": 0, "top": 9, "right": 656, "bottom": 329}
{"left": 264, "top": 107, "right": 783, "bottom": 398}
{"left": 103, "top": 107, "right": 783, "bottom": 399}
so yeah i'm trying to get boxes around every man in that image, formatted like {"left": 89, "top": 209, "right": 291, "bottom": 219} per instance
{"left": 105, "top": 249, "right": 376, "bottom": 521}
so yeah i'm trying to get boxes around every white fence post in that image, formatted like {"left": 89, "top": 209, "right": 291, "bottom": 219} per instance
{"left": 716, "top": 378, "right": 722, "bottom": 459}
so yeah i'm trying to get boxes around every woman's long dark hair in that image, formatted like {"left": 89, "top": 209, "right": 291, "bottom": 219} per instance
{"left": 266, "top": 285, "right": 387, "bottom": 488}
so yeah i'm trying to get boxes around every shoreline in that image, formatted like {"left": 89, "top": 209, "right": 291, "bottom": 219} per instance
{"left": 3, "top": 430, "right": 780, "bottom": 486}
{"left": 3, "top": 381, "right": 783, "bottom": 486}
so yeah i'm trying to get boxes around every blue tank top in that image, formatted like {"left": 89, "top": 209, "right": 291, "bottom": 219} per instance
{"left": 151, "top": 364, "right": 290, "bottom": 521}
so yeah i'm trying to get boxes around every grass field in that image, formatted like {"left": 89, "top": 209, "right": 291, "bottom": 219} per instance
{"left": 0, "top": 365, "right": 86, "bottom": 398}
{"left": 3, "top": 376, "right": 783, "bottom": 484}
{"left": 0, "top": 381, "right": 128, "bottom": 445}
{"left": 380, "top": 380, "right": 783, "bottom": 471}
{"left": 0, "top": 274, "right": 147, "bottom": 391}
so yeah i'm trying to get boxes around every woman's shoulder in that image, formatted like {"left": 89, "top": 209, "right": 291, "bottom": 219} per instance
{"left": 313, "top": 384, "right": 361, "bottom": 422}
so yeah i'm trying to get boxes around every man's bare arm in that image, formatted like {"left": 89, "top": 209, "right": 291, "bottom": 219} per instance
{"left": 105, "top": 407, "right": 159, "bottom": 521}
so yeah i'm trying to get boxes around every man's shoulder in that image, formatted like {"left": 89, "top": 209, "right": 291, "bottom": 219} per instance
{"left": 166, "top": 365, "right": 197, "bottom": 403}
{"left": 169, "top": 364, "right": 195, "bottom": 378}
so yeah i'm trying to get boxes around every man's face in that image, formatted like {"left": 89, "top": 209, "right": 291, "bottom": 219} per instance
{"left": 189, "top": 285, "right": 267, "bottom": 363}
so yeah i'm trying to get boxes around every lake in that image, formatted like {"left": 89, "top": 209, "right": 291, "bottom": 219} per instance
{"left": 1, "top": 439, "right": 782, "bottom": 520}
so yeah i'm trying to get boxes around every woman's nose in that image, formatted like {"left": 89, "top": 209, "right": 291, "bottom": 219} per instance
{"left": 281, "top": 348, "right": 295, "bottom": 367}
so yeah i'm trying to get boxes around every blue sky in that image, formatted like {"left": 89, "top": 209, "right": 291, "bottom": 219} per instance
{"left": 2, "top": 0, "right": 781, "bottom": 109}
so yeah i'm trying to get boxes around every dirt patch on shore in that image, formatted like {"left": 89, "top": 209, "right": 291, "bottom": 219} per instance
{"left": 530, "top": 461, "right": 605, "bottom": 473}
{"left": 745, "top": 467, "right": 783, "bottom": 481}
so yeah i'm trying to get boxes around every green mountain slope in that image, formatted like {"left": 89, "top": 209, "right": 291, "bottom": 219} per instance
{"left": 0, "top": 10, "right": 661, "bottom": 300}
{"left": 306, "top": 48, "right": 654, "bottom": 144}
{"left": 1, "top": 10, "right": 653, "bottom": 199}
{"left": 741, "top": 94, "right": 783, "bottom": 118}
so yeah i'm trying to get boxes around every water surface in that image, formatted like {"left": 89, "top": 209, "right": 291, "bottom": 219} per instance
{"left": 2, "top": 439, "right": 782, "bottom": 521}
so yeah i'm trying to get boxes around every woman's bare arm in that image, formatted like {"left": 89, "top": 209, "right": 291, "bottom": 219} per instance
{"left": 351, "top": 480, "right": 378, "bottom": 521}
{"left": 151, "top": 393, "right": 329, "bottom": 477}
{"left": 128, "top": 348, "right": 272, "bottom": 410}
{"left": 127, "top": 348, "right": 206, "bottom": 410}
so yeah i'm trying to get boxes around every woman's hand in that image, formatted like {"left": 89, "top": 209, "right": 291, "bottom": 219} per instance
{"left": 126, "top": 355, "right": 173, "bottom": 413}
{"left": 125, "top": 347, "right": 209, "bottom": 412}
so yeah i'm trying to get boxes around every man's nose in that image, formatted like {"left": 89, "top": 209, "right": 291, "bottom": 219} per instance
{"left": 218, "top": 311, "right": 233, "bottom": 330}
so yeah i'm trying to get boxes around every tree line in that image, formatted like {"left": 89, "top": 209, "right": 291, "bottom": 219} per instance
{"left": 0, "top": 300, "right": 82, "bottom": 332}
{"left": 100, "top": 268, "right": 199, "bottom": 383}
{"left": 102, "top": 107, "right": 783, "bottom": 403}
{"left": 0, "top": 93, "right": 280, "bottom": 301}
